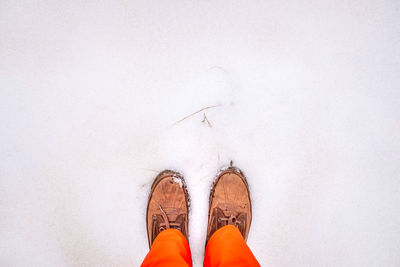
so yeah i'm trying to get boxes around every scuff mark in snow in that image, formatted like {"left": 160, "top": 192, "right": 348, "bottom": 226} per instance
{"left": 172, "top": 105, "right": 221, "bottom": 126}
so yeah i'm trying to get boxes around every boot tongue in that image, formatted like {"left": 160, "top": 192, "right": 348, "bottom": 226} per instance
{"left": 160, "top": 207, "right": 180, "bottom": 222}
{"left": 220, "top": 203, "right": 241, "bottom": 215}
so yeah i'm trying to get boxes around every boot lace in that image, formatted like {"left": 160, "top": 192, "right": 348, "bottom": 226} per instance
{"left": 218, "top": 213, "right": 242, "bottom": 228}
{"left": 157, "top": 205, "right": 182, "bottom": 232}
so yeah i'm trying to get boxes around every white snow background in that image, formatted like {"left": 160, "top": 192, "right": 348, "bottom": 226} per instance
{"left": 1, "top": 1, "right": 400, "bottom": 266}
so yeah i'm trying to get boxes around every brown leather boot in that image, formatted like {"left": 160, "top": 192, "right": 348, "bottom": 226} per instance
{"left": 146, "top": 170, "right": 189, "bottom": 248}
{"left": 206, "top": 165, "right": 252, "bottom": 245}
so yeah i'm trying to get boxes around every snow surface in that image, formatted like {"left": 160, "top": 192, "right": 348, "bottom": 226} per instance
{"left": 1, "top": 1, "right": 400, "bottom": 266}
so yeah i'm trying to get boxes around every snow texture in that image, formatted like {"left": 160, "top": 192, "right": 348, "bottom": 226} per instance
{"left": 1, "top": 1, "right": 400, "bottom": 266}
{"left": 172, "top": 176, "right": 184, "bottom": 188}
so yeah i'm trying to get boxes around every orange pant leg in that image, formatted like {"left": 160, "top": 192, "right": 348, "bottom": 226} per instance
{"left": 141, "top": 229, "right": 192, "bottom": 267}
{"left": 204, "top": 225, "right": 260, "bottom": 267}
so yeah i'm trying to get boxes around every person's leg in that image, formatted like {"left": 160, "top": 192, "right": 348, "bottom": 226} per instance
{"left": 204, "top": 225, "right": 259, "bottom": 267}
{"left": 141, "top": 170, "right": 192, "bottom": 267}
{"left": 141, "top": 229, "right": 192, "bottom": 267}
{"left": 204, "top": 165, "right": 260, "bottom": 267}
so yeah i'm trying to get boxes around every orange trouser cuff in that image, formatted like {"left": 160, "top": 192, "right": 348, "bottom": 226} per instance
{"left": 141, "top": 229, "right": 192, "bottom": 267}
{"left": 141, "top": 225, "right": 259, "bottom": 267}
{"left": 204, "top": 225, "right": 260, "bottom": 267}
